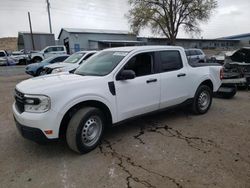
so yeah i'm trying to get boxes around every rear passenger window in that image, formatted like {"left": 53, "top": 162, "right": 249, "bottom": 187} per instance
{"left": 124, "top": 53, "right": 154, "bottom": 77}
{"left": 159, "top": 51, "right": 183, "bottom": 72}
{"left": 52, "top": 47, "right": 64, "bottom": 51}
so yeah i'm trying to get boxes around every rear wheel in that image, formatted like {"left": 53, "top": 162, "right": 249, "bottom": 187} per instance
{"left": 192, "top": 85, "right": 212, "bottom": 114}
{"left": 66, "top": 107, "right": 105, "bottom": 154}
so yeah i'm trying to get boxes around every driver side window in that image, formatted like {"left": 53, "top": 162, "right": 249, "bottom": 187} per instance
{"left": 124, "top": 52, "right": 154, "bottom": 77}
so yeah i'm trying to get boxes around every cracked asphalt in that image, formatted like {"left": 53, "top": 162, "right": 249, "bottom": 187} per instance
{"left": 1, "top": 71, "right": 250, "bottom": 188}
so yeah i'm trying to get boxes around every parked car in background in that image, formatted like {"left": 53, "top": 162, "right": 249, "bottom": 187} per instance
{"left": 0, "top": 50, "right": 8, "bottom": 66}
{"left": 217, "top": 47, "right": 250, "bottom": 98}
{"left": 29, "top": 45, "right": 67, "bottom": 63}
{"left": 13, "top": 46, "right": 222, "bottom": 154}
{"left": 0, "top": 50, "right": 19, "bottom": 66}
{"left": 210, "top": 51, "right": 232, "bottom": 65}
{"left": 43, "top": 51, "right": 97, "bottom": 74}
{"left": 185, "top": 49, "right": 206, "bottom": 63}
{"left": 11, "top": 49, "right": 29, "bottom": 65}
{"left": 25, "top": 55, "right": 69, "bottom": 76}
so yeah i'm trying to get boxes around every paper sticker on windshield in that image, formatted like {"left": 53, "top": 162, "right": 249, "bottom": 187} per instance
{"left": 113, "top": 52, "right": 128, "bottom": 56}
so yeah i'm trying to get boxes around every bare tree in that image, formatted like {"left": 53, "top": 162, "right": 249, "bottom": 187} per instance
{"left": 127, "top": 0, "right": 217, "bottom": 44}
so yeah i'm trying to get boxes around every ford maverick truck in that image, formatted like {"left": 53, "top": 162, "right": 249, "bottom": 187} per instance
{"left": 13, "top": 46, "right": 222, "bottom": 154}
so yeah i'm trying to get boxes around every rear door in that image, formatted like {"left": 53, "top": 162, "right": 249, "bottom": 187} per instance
{"left": 157, "top": 50, "right": 190, "bottom": 108}
{"left": 115, "top": 52, "right": 160, "bottom": 121}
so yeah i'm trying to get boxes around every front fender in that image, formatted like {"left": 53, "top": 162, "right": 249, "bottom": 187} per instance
{"left": 57, "top": 94, "right": 117, "bottom": 125}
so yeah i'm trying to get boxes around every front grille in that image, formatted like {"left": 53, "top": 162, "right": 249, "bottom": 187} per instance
{"left": 14, "top": 89, "right": 25, "bottom": 113}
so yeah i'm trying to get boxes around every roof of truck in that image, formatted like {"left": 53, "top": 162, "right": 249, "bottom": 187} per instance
{"left": 104, "top": 45, "right": 183, "bottom": 52}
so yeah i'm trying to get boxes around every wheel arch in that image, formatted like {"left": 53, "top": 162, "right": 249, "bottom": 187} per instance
{"left": 199, "top": 79, "right": 214, "bottom": 91}
{"left": 59, "top": 100, "right": 113, "bottom": 139}
{"left": 32, "top": 56, "right": 43, "bottom": 62}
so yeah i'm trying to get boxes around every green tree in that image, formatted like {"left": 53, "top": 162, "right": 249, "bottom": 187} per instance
{"left": 127, "top": 0, "right": 217, "bottom": 44}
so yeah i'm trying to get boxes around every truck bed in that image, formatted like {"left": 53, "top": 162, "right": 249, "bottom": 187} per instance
{"left": 189, "top": 62, "right": 221, "bottom": 67}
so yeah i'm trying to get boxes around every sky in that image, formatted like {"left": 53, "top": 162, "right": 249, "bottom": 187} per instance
{"left": 0, "top": 0, "right": 249, "bottom": 39}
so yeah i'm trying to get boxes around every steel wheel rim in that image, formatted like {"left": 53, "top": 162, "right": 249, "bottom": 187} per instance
{"left": 198, "top": 91, "right": 210, "bottom": 111}
{"left": 81, "top": 115, "right": 102, "bottom": 147}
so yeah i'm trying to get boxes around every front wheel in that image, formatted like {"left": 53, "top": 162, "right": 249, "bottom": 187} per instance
{"left": 192, "top": 85, "right": 212, "bottom": 114}
{"left": 39, "top": 70, "right": 47, "bottom": 76}
{"left": 66, "top": 107, "right": 105, "bottom": 154}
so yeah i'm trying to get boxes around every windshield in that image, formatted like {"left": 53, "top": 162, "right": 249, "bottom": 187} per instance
{"left": 75, "top": 51, "right": 128, "bottom": 76}
{"left": 64, "top": 53, "right": 86, "bottom": 64}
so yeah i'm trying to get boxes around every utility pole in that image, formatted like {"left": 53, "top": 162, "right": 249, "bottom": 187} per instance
{"left": 46, "top": 0, "right": 52, "bottom": 33}
{"left": 28, "top": 12, "right": 35, "bottom": 50}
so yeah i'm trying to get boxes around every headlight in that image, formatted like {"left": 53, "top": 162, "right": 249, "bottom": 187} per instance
{"left": 24, "top": 94, "right": 50, "bottom": 113}
{"left": 52, "top": 68, "right": 63, "bottom": 74}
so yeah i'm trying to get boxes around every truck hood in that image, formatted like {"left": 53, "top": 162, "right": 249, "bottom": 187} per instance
{"left": 16, "top": 73, "right": 100, "bottom": 94}
{"left": 44, "top": 62, "right": 71, "bottom": 69}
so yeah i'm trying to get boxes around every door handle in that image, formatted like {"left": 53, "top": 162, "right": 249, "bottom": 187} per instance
{"left": 146, "top": 79, "right": 158, "bottom": 83}
{"left": 177, "top": 73, "right": 186, "bottom": 77}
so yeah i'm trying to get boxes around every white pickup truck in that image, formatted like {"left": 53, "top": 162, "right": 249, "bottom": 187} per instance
{"left": 29, "top": 45, "right": 67, "bottom": 63}
{"left": 13, "top": 46, "right": 222, "bottom": 154}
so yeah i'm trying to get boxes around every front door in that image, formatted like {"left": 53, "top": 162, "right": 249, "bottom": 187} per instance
{"left": 115, "top": 52, "right": 160, "bottom": 121}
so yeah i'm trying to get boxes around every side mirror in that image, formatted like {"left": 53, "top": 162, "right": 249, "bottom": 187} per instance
{"left": 117, "top": 70, "right": 136, "bottom": 80}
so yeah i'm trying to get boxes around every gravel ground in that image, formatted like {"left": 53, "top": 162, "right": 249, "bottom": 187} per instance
{"left": 0, "top": 69, "right": 250, "bottom": 188}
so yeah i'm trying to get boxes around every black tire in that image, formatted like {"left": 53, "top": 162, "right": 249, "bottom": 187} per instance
{"left": 66, "top": 107, "right": 105, "bottom": 154}
{"left": 33, "top": 57, "right": 42, "bottom": 63}
{"left": 192, "top": 85, "right": 213, "bottom": 114}
{"left": 221, "top": 91, "right": 236, "bottom": 99}
{"left": 18, "top": 59, "right": 27, "bottom": 65}
{"left": 36, "top": 68, "right": 43, "bottom": 76}
{"left": 216, "top": 86, "right": 237, "bottom": 99}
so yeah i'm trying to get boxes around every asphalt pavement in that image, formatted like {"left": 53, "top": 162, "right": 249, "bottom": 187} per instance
{"left": 0, "top": 65, "right": 26, "bottom": 77}
{"left": 1, "top": 72, "right": 250, "bottom": 188}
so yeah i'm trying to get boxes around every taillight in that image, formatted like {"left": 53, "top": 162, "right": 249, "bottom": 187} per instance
{"left": 220, "top": 68, "right": 224, "bottom": 80}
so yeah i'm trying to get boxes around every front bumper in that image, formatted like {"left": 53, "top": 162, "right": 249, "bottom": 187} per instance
{"left": 13, "top": 103, "right": 61, "bottom": 140}
{"left": 14, "top": 117, "right": 56, "bottom": 143}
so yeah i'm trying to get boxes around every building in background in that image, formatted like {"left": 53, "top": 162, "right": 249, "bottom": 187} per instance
{"left": 220, "top": 33, "right": 250, "bottom": 47}
{"left": 138, "top": 37, "right": 240, "bottom": 49}
{"left": 13, "top": 29, "right": 250, "bottom": 54}
{"left": 0, "top": 37, "right": 17, "bottom": 52}
{"left": 17, "top": 32, "right": 55, "bottom": 52}
{"left": 58, "top": 28, "right": 145, "bottom": 54}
